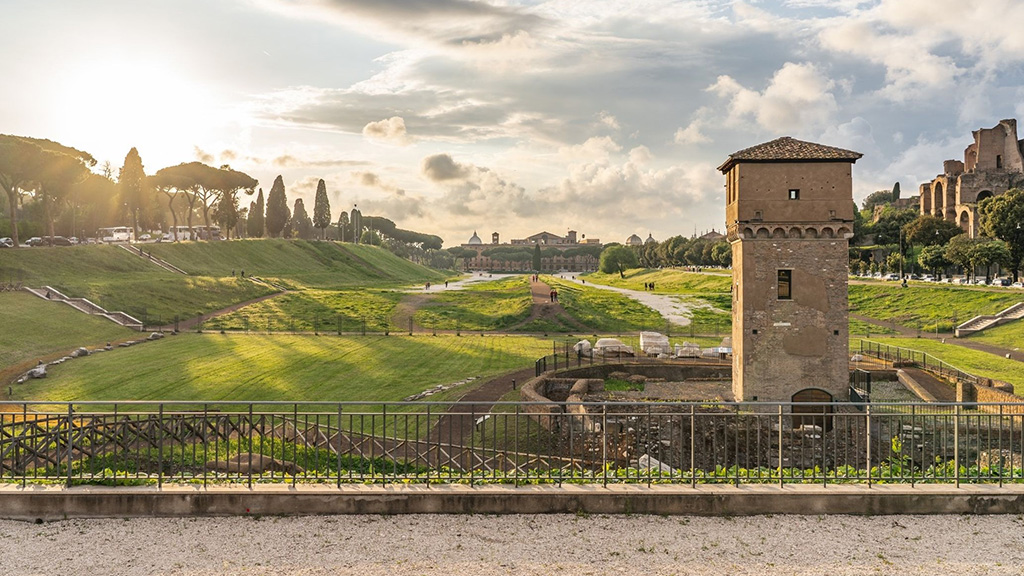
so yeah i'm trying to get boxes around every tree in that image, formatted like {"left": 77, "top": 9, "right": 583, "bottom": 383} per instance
{"left": 861, "top": 189, "right": 893, "bottom": 212}
{"left": 118, "top": 148, "right": 148, "bottom": 238}
{"left": 978, "top": 188, "right": 1024, "bottom": 281}
{"left": 247, "top": 189, "right": 265, "bottom": 238}
{"left": 903, "top": 214, "right": 963, "bottom": 247}
{"left": 599, "top": 245, "right": 638, "bottom": 278}
{"left": 312, "top": 179, "right": 332, "bottom": 240}
{"left": 265, "top": 176, "right": 289, "bottom": 238}
{"left": 973, "top": 239, "right": 1011, "bottom": 283}
{"left": 944, "top": 235, "right": 978, "bottom": 281}
{"left": 359, "top": 228, "right": 382, "bottom": 245}
{"left": 872, "top": 206, "right": 917, "bottom": 246}
{"left": 711, "top": 241, "right": 732, "bottom": 267}
{"left": 291, "top": 198, "right": 312, "bottom": 239}
{"left": 36, "top": 149, "right": 90, "bottom": 241}
{"left": 350, "top": 207, "right": 362, "bottom": 244}
{"left": 214, "top": 187, "right": 240, "bottom": 239}
{"left": 918, "top": 245, "right": 951, "bottom": 279}
{"left": 532, "top": 244, "right": 542, "bottom": 271}
{"left": 149, "top": 168, "right": 194, "bottom": 242}
{"left": 891, "top": 182, "right": 901, "bottom": 201}
{"left": 336, "top": 211, "right": 349, "bottom": 242}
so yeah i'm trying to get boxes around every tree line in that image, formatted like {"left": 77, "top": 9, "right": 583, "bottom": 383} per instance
{"left": 851, "top": 188, "right": 1024, "bottom": 282}
{"left": 0, "top": 135, "right": 444, "bottom": 260}
{"left": 598, "top": 235, "right": 731, "bottom": 277}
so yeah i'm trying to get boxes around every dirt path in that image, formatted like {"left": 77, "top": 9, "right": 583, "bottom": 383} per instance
{"left": 156, "top": 289, "right": 287, "bottom": 332}
{"left": 430, "top": 367, "right": 536, "bottom": 449}
{"left": 504, "top": 278, "right": 591, "bottom": 333}
{"left": 850, "top": 313, "right": 1024, "bottom": 362}
{"left": 901, "top": 367, "right": 957, "bottom": 402}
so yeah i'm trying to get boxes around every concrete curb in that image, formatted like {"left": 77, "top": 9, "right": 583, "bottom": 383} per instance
{"left": 3, "top": 484, "right": 1024, "bottom": 520}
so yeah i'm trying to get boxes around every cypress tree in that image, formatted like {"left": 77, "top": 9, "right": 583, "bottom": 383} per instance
{"left": 292, "top": 198, "right": 313, "bottom": 240}
{"left": 533, "top": 244, "right": 542, "bottom": 271}
{"left": 119, "top": 147, "right": 148, "bottom": 239}
{"left": 265, "top": 176, "right": 289, "bottom": 238}
{"left": 350, "top": 207, "right": 362, "bottom": 244}
{"left": 247, "top": 188, "right": 265, "bottom": 238}
{"left": 312, "top": 179, "right": 332, "bottom": 240}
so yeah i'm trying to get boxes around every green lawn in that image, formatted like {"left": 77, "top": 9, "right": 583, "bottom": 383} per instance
{"left": 146, "top": 239, "right": 443, "bottom": 288}
{"left": 543, "top": 276, "right": 666, "bottom": 333}
{"left": 849, "top": 284, "right": 1022, "bottom": 332}
{"left": 0, "top": 292, "right": 135, "bottom": 374}
{"left": 582, "top": 268, "right": 731, "bottom": 294}
{"left": 854, "top": 337, "right": 1024, "bottom": 394}
{"left": 966, "top": 320, "right": 1024, "bottom": 351}
{"left": 13, "top": 333, "right": 555, "bottom": 402}
{"left": 204, "top": 289, "right": 402, "bottom": 333}
{"left": 413, "top": 276, "right": 533, "bottom": 331}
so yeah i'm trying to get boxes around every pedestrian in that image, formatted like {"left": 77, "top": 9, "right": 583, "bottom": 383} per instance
{"left": 231, "top": 269, "right": 235, "bottom": 277}
{"left": 549, "top": 290, "right": 555, "bottom": 302}
{"left": 240, "top": 270, "right": 245, "bottom": 278}
{"left": 445, "top": 280, "right": 449, "bottom": 288}
{"left": 554, "top": 290, "right": 558, "bottom": 302}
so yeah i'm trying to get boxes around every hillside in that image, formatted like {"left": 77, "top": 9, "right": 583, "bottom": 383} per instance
{"left": 145, "top": 239, "right": 444, "bottom": 288}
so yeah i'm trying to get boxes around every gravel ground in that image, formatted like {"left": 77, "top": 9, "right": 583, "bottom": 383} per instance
{"left": 3, "top": 514, "right": 1023, "bottom": 575}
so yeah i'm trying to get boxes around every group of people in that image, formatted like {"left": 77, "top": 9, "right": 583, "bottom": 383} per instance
{"left": 643, "top": 281, "right": 656, "bottom": 291}
{"left": 230, "top": 270, "right": 246, "bottom": 278}
{"left": 548, "top": 289, "right": 559, "bottom": 302}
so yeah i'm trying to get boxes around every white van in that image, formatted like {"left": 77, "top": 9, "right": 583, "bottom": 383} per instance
{"left": 97, "top": 226, "right": 135, "bottom": 243}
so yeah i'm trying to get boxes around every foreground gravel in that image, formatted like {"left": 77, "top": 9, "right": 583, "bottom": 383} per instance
{"left": 3, "top": 514, "right": 1024, "bottom": 575}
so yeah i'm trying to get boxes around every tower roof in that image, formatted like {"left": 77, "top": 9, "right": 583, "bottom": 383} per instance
{"left": 718, "top": 137, "right": 862, "bottom": 173}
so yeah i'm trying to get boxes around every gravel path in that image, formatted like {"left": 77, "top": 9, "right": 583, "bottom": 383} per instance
{"left": 557, "top": 276, "right": 714, "bottom": 327}
{"left": 2, "top": 514, "right": 1023, "bottom": 575}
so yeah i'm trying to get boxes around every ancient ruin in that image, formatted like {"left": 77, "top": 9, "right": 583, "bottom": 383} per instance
{"left": 918, "top": 119, "right": 1024, "bottom": 237}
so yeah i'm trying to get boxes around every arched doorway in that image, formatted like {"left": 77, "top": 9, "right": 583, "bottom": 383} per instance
{"left": 959, "top": 210, "right": 971, "bottom": 233}
{"left": 976, "top": 190, "right": 993, "bottom": 203}
{"left": 791, "top": 388, "right": 834, "bottom": 431}
{"left": 933, "top": 182, "right": 944, "bottom": 217}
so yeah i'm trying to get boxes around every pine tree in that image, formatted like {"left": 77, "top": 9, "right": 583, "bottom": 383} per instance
{"left": 292, "top": 198, "right": 313, "bottom": 240}
{"left": 119, "top": 147, "right": 148, "bottom": 238}
{"left": 265, "top": 176, "right": 289, "bottom": 238}
{"left": 248, "top": 188, "right": 265, "bottom": 238}
{"left": 312, "top": 179, "right": 332, "bottom": 240}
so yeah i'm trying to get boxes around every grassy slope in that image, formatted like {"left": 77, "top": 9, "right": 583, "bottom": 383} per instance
{"left": 13, "top": 333, "right": 554, "bottom": 402}
{"left": 413, "top": 276, "right": 533, "bottom": 331}
{"left": 146, "top": 239, "right": 444, "bottom": 288}
{"left": 966, "top": 320, "right": 1024, "bottom": 351}
{"left": 583, "top": 268, "right": 731, "bottom": 294}
{"left": 849, "top": 284, "right": 1022, "bottom": 332}
{"left": 543, "top": 276, "right": 665, "bottom": 332}
{"left": 0, "top": 292, "right": 134, "bottom": 372}
{"left": 855, "top": 337, "right": 1024, "bottom": 394}
{"left": 205, "top": 289, "right": 402, "bottom": 332}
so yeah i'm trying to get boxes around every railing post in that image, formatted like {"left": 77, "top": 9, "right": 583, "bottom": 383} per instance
{"left": 66, "top": 403, "right": 74, "bottom": 488}
{"left": 690, "top": 404, "right": 696, "bottom": 488}
{"left": 777, "top": 404, "right": 784, "bottom": 487}
{"left": 158, "top": 404, "right": 164, "bottom": 488}
{"left": 954, "top": 404, "right": 961, "bottom": 488}
{"left": 865, "top": 405, "right": 872, "bottom": 487}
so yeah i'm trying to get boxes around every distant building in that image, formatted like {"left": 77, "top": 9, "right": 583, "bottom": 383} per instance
{"left": 697, "top": 229, "right": 726, "bottom": 242}
{"left": 919, "top": 119, "right": 1024, "bottom": 237}
{"left": 626, "top": 234, "right": 643, "bottom": 246}
{"left": 645, "top": 233, "right": 657, "bottom": 244}
{"left": 460, "top": 229, "right": 602, "bottom": 272}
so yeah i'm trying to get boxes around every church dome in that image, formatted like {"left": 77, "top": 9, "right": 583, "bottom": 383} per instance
{"left": 645, "top": 233, "right": 656, "bottom": 244}
{"left": 468, "top": 231, "right": 482, "bottom": 245}
{"left": 626, "top": 234, "right": 642, "bottom": 246}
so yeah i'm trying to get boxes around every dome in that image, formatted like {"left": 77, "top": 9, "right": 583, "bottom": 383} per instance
{"left": 468, "top": 231, "right": 482, "bottom": 245}
{"left": 645, "top": 233, "right": 656, "bottom": 244}
{"left": 626, "top": 234, "right": 642, "bottom": 246}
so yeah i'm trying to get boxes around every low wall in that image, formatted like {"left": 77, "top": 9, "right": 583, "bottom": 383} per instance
{"left": 3, "top": 484, "right": 1024, "bottom": 519}
{"left": 958, "top": 381, "right": 1024, "bottom": 415}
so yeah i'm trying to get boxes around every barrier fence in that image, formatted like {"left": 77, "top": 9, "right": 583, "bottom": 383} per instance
{"left": 857, "top": 339, "right": 984, "bottom": 387}
{"left": 2, "top": 400, "right": 1022, "bottom": 487}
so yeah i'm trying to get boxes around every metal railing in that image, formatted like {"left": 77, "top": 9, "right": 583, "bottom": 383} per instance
{"left": 2, "top": 400, "right": 1022, "bottom": 487}
{"left": 857, "top": 339, "right": 983, "bottom": 386}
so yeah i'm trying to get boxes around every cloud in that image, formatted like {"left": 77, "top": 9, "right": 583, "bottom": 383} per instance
{"left": 674, "top": 119, "right": 710, "bottom": 145}
{"left": 707, "top": 62, "right": 838, "bottom": 134}
{"left": 421, "top": 153, "right": 469, "bottom": 181}
{"left": 354, "top": 170, "right": 406, "bottom": 196}
{"left": 362, "top": 116, "right": 413, "bottom": 145}
{"left": 193, "top": 146, "right": 214, "bottom": 164}
{"left": 596, "top": 110, "right": 619, "bottom": 131}
{"left": 271, "top": 154, "right": 369, "bottom": 168}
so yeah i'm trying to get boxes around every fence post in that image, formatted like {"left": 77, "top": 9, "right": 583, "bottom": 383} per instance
{"left": 954, "top": 404, "right": 961, "bottom": 488}
{"left": 690, "top": 404, "right": 696, "bottom": 488}
{"left": 865, "top": 405, "right": 872, "bottom": 487}
{"left": 777, "top": 404, "right": 784, "bottom": 487}
{"left": 66, "top": 403, "right": 74, "bottom": 488}
{"left": 158, "top": 403, "right": 164, "bottom": 488}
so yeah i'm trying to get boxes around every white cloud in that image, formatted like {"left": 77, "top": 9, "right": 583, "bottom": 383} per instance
{"left": 707, "top": 62, "right": 838, "bottom": 134}
{"left": 362, "top": 116, "right": 413, "bottom": 146}
{"left": 674, "top": 120, "right": 710, "bottom": 145}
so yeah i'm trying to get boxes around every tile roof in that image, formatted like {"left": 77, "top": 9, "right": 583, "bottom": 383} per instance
{"left": 718, "top": 137, "right": 862, "bottom": 172}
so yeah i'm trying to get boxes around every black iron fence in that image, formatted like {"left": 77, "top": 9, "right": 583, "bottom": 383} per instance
{"left": 3, "top": 400, "right": 1022, "bottom": 487}
{"left": 857, "top": 339, "right": 984, "bottom": 387}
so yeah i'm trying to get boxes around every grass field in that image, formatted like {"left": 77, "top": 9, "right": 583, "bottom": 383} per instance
{"left": 0, "top": 292, "right": 135, "bottom": 376}
{"left": 413, "top": 276, "right": 533, "bottom": 331}
{"left": 854, "top": 336, "right": 1024, "bottom": 394}
{"left": 204, "top": 289, "right": 403, "bottom": 333}
{"left": 12, "top": 333, "right": 555, "bottom": 403}
{"left": 543, "top": 276, "right": 667, "bottom": 333}
{"left": 582, "top": 268, "right": 731, "bottom": 293}
{"left": 965, "top": 320, "right": 1024, "bottom": 351}
{"left": 849, "top": 284, "right": 1022, "bottom": 332}
{"left": 145, "top": 239, "right": 444, "bottom": 288}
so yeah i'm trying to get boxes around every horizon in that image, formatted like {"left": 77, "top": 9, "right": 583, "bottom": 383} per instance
{"left": 3, "top": 0, "right": 1023, "bottom": 247}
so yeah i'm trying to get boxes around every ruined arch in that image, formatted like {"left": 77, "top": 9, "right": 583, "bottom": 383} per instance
{"left": 933, "top": 181, "right": 945, "bottom": 216}
{"left": 959, "top": 210, "right": 971, "bottom": 233}
{"left": 791, "top": 388, "right": 835, "bottom": 431}
{"left": 977, "top": 190, "right": 994, "bottom": 203}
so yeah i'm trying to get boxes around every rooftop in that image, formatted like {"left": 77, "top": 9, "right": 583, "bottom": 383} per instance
{"left": 718, "top": 137, "right": 862, "bottom": 172}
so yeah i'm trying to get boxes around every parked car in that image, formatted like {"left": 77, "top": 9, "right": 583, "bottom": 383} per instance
{"left": 883, "top": 273, "right": 900, "bottom": 281}
{"left": 997, "top": 278, "right": 1013, "bottom": 286}
{"left": 0, "top": 237, "right": 13, "bottom": 248}
{"left": 1012, "top": 282, "right": 1024, "bottom": 289}
{"left": 24, "top": 237, "right": 44, "bottom": 246}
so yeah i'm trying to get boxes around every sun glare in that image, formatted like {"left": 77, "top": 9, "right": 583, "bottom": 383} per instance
{"left": 46, "top": 54, "right": 220, "bottom": 167}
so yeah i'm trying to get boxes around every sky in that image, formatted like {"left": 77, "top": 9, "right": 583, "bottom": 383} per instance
{"left": 3, "top": 0, "right": 1024, "bottom": 247}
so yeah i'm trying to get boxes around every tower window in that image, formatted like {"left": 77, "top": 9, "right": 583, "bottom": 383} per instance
{"left": 997, "top": 155, "right": 1003, "bottom": 169}
{"left": 788, "top": 189, "right": 800, "bottom": 200}
{"left": 777, "top": 270, "right": 792, "bottom": 300}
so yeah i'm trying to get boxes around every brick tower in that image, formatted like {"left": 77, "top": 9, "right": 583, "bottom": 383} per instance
{"left": 719, "top": 137, "right": 862, "bottom": 402}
